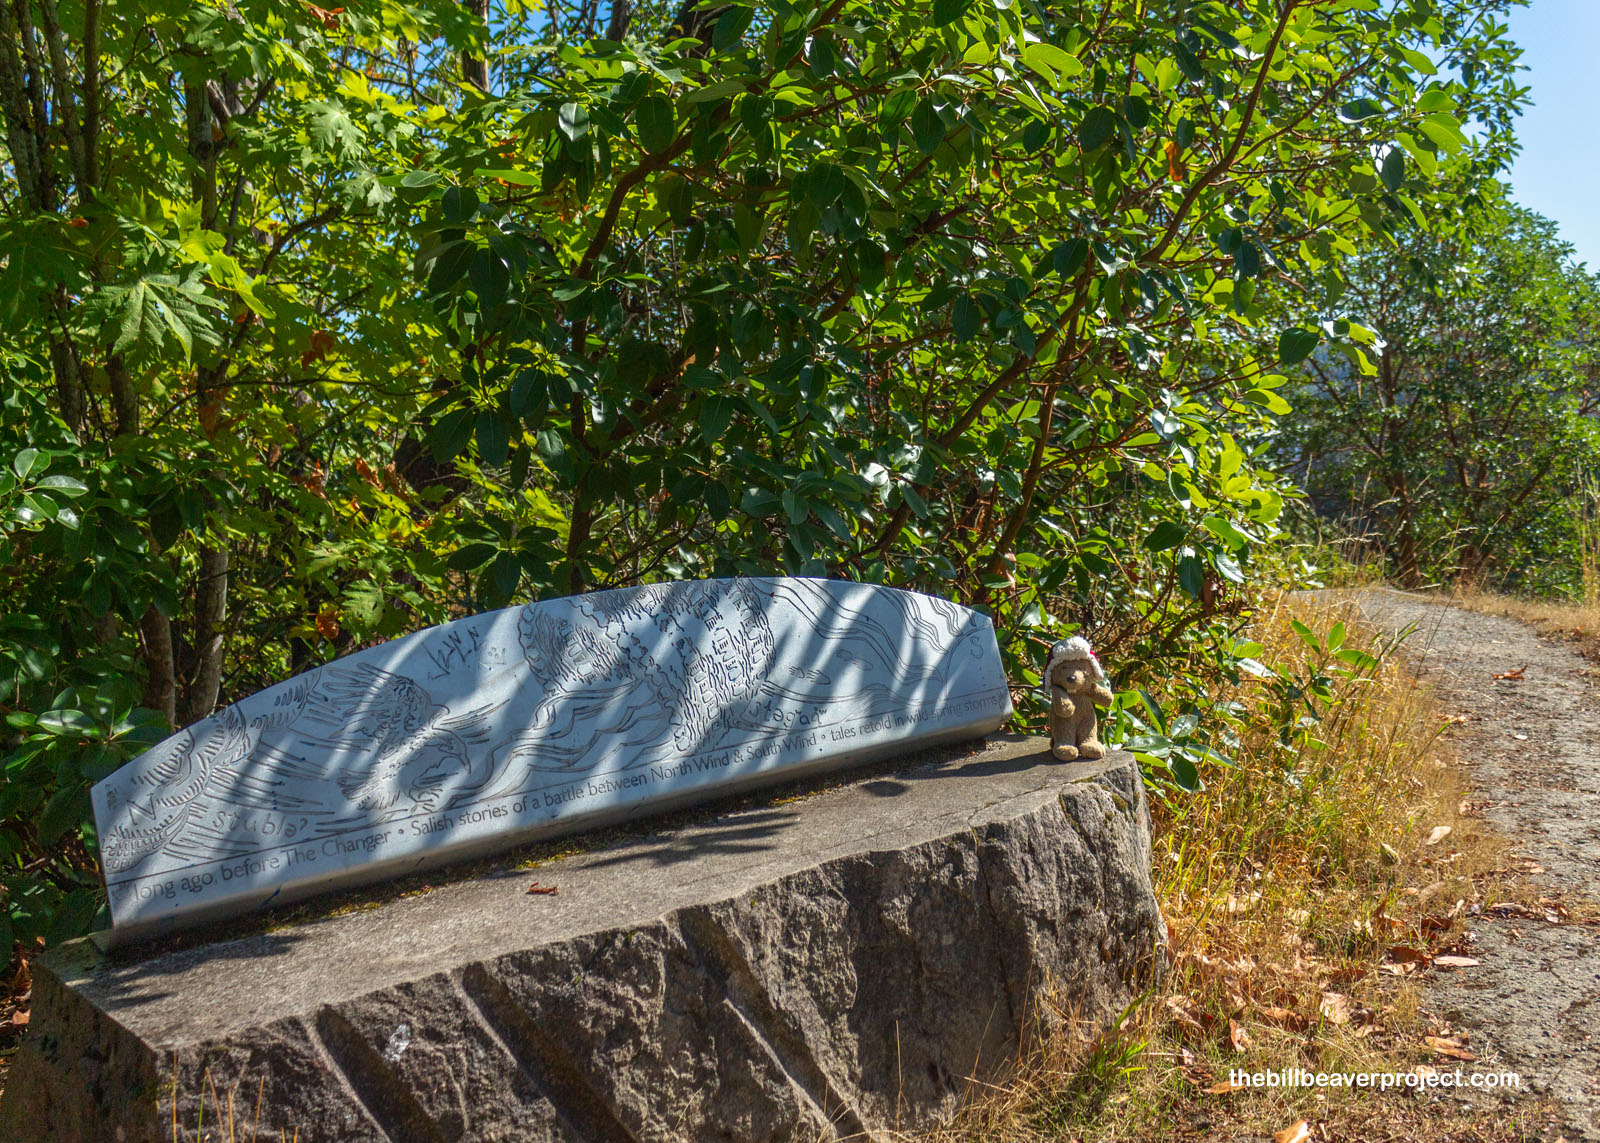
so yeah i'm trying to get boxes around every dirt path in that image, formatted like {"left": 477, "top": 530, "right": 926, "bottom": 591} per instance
{"left": 1347, "top": 589, "right": 1600, "bottom": 1139}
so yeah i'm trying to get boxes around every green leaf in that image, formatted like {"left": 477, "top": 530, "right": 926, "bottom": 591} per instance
{"left": 1416, "top": 111, "right": 1468, "bottom": 154}
{"left": 932, "top": 0, "right": 972, "bottom": 27}
{"left": 1078, "top": 107, "right": 1118, "bottom": 151}
{"left": 1211, "top": 551, "right": 1244, "bottom": 583}
{"left": 1244, "top": 388, "right": 1291, "bottom": 415}
{"left": 442, "top": 186, "right": 480, "bottom": 223}
{"left": 476, "top": 411, "right": 511, "bottom": 466}
{"left": 1143, "top": 520, "right": 1188, "bottom": 551}
{"left": 1051, "top": 237, "right": 1089, "bottom": 276}
{"left": 806, "top": 162, "right": 846, "bottom": 209}
{"left": 1380, "top": 146, "right": 1405, "bottom": 191}
{"left": 475, "top": 168, "right": 540, "bottom": 186}
{"left": 712, "top": 6, "right": 753, "bottom": 50}
{"left": 1416, "top": 89, "right": 1454, "bottom": 113}
{"left": 1201, "top": 515, "right": 1254, "bottom": 551}
{"left": 112, "top": 280, "right": 150, "bottom": 354}
{"left": 682, "top": 80, "right": 746, "bottom": 105}
{"left": 1278, "top": 327, "right": 1321, "bottom": 365}
{"left": 426, "top": 240, "right": 476, "bottom": 294}
{"left": 1168, "top": 756, "right": 1201, "bottom": 792}
{"left": 1172, "top": 40, "right": 1204, "bottom": 82}
{"left": 38, "top": 785, "right": 86, "bottom": 845}
{"left": 469, "top": 251, "right": 511, "bottom": 307}
{"left": 308, "top": 100, "right": 362, "bottom": 158}
{"left": 493, "top": 551, "right": 521, "bottom": 598}
{"left": 634, "top": 96, "right": 676, "bottom": 154}
{"left": 1177, "top": 555, "right": 1205, "bottom": 598}
{"left": 558, "top": 102, "right": 591, "bottom": 141}
{"left": 11, "top": 448, "right": 40, "bottom": 480}
{"left": 1338, "top": 98, "right": 1383, "bottom": 122}
{"left": 429, "top": 408, "right": 475, "bottom": 463}
{"left": 1290, "top": 619, "right": 1321, "bottom": 652}
{"left": 1233, "top": 240, "right": 1261, "bottom": 278}
{"left": 952, "top": 294, "right": 980, "bottom": 342}
{"left": 1020, "top": 42, "right": 1084, "bottom": 86}
{"left": 36, "top": 709, "right": 95, "bottom": 736}
{"left": 699, "top": 395, "right": 735, "bottom": 444}
{"left": 511, "top": 368, "right": 548, "bottom": 418}
{"left": 911, "top": 98, "right": 945, "bottom": 154}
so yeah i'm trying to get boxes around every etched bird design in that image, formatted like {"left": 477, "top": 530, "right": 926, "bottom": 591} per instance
{"left": 498, "top": 579, "right": 776, "bottom": 775}
{"left": 304, "top": 664, "right": 498, "bottom": 814}
{"left": 100, "top": 706, "right": 253, "bottom": 872}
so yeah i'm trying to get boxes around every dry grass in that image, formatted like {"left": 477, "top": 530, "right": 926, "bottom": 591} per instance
{"left": 1448, "top": 580, "right": 1600, "bottom": 667}
{"left": 920, "top": 592, "right": 1561, "bottom": 1143}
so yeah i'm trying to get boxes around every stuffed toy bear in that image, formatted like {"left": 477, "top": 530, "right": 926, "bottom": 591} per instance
{"left": 1044, "top": 636, "right": 1112, "bottom": 761}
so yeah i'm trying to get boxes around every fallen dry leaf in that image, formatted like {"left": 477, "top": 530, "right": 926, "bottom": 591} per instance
{"left": 1416, "top": 880, "right": 1449, "bottom": 904}
{"left": 1259, "top": 1005, "right": 1310, "bottom": 1032}
{"left": 1229, "top": 1017, "right": 1253, "bottom": 1052}
{"left": 1207, "top": 1079, "right": 1244, "bottom": 1094}
{"left": 1425, "top": 1034, "right": 1477, "bottom": 1061}
{"left": 1492, "top": 666, "right": 1527, "bottom": 680}
{"left": 1386, "top": 945, "right": 1433, "bottom": 967}
{"left": 1320, "top": 991, "right": 1352, "bottom": 1025}
{"left": 1485, "top": 901, "right": 1537, "bottom": 919}
{"left": 1425, "top": 825, "right": 1453, "bottom": 846}
{"left": 1327, "top": 965, "right": 1368, "bottom": 986}
{"left": 10, "top": 1009, "right": 28, "bottom": 1028}
{"left": 1433, "top": 954, "right": 1482, "bottom": 968}
{"left": 1166, "top": 997, "right": 1206, "bottom": 1042}
{"left": 525, "top": 882, "right": 560, "bottom": 895}
{"left": 1274, "top": 1119, "right": 1313, "bottom": 1143}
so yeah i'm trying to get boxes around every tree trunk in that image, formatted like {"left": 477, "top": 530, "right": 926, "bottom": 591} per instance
{"left": 138, "top": 606, "right": 177, "bottom": 729}
{"left": 461, "top": 0, "right": 489, "bottom": 90}
{"left": 605, "top": 0, "right": 632, "bottom": 40}
{"left": 1386, "top": 473, "right": 1423, "bottom": 588}
{"left": 186, "top": 543, "right": 229, "bottom": 723}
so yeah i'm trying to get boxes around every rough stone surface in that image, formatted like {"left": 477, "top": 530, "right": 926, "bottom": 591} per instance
{"left": 1, "top": 737, "right": 1166, "bottom": 1143}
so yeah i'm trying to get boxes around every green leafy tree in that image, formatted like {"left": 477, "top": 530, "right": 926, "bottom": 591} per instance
{"left": 1280, "top": 184, "right": 1600, "bottom": 590}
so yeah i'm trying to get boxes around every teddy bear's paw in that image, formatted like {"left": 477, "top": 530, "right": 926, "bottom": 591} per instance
{"left": 1077, "top": 741, "right": 1106, "bottom": 760}
{"left": 1052, "top": 743, "right": 1079, "bottom": 762}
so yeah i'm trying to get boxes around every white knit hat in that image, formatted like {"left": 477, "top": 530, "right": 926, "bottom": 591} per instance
{"left": 1043, "top": 635, "right": 1105, "bottom": 686}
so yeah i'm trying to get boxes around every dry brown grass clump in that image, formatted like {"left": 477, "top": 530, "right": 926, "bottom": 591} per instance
{"left": 920, "top": 593, "right": 1559, "bottom": 1143}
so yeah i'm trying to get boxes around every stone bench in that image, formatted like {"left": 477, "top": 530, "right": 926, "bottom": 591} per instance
{"left": 0, "top": 736, "right": 1165, "bottom": 1142}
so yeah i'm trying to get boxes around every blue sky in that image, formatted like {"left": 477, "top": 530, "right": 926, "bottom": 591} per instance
{"left": 1505, "top": 0, "right": 1598, "bottom": 266}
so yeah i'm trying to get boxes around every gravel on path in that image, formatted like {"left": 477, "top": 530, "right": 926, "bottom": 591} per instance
{"left": 1348, "top": 589, "right": 1600, "bottom": 1140}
